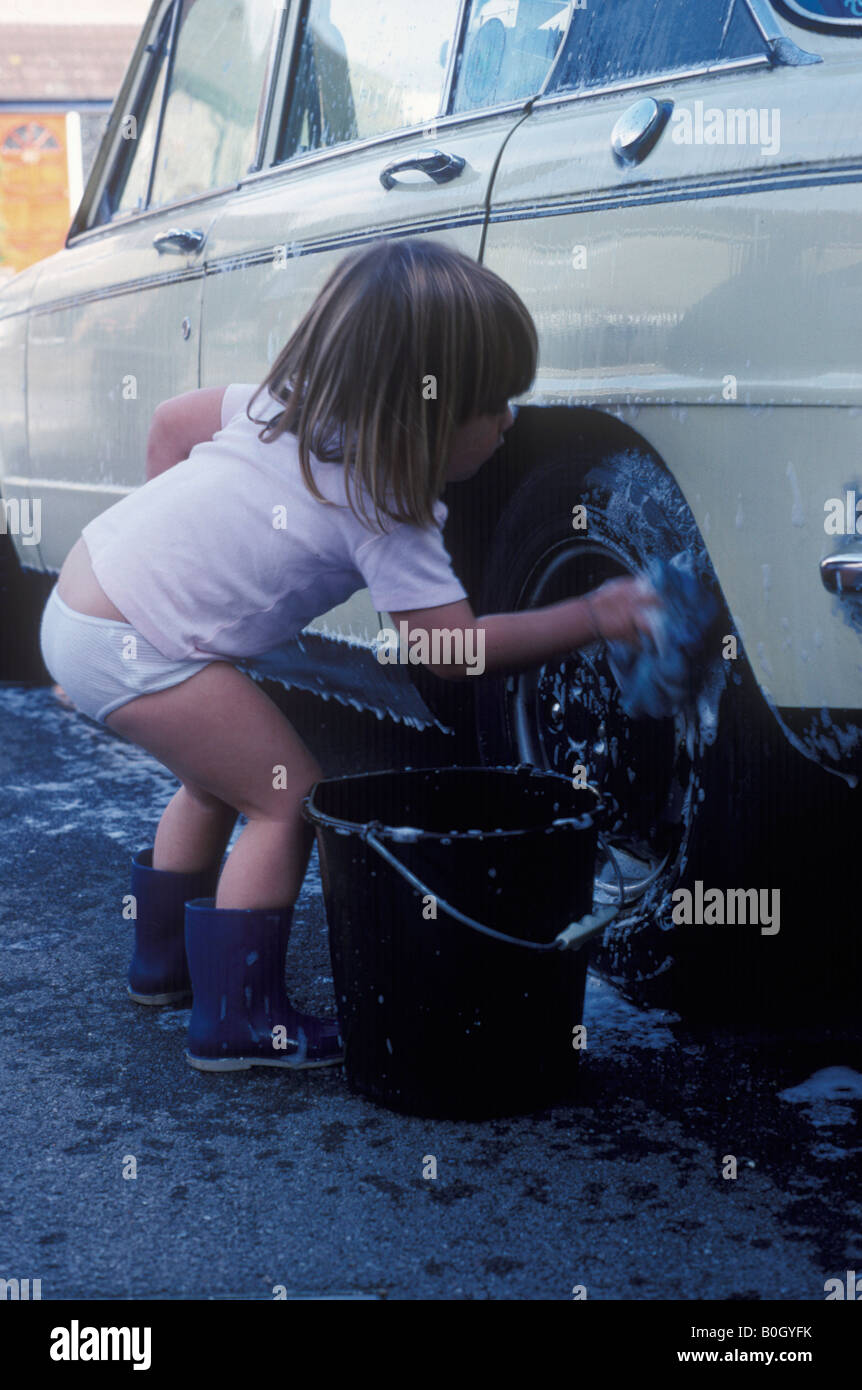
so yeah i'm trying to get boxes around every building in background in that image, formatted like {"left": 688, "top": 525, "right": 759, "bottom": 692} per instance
{"left": 0, "top": 18, "right": 144, "bottom": 281}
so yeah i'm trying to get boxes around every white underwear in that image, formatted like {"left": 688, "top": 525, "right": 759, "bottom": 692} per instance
{"left": 39, "top": 585, "right": 224, "bottom": 724}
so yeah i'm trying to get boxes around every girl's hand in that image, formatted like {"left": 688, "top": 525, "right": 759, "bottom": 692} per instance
{"left": 585, "top": 577, "right": 661, "bottom": 647}
{"left": 387, "top": 579, "right": 663, "bottom": 682}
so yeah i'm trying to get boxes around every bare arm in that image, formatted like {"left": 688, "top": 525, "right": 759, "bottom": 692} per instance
{"left": 390, "top": 578, "right": 660, "bottom": 682}
{"left": 145, "top": 386, "right": 229, "bottom": 480}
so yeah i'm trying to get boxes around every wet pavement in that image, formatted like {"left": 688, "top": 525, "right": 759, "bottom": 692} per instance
{"left": 1, "top": 681, "right": 860, "bottom": 1301}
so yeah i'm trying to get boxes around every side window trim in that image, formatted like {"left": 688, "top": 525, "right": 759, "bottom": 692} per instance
{"left": 257, "top": 0, "right": 306, "bottom": 170}
{"left": 742, "top": 0, "right": 822, "bottom": 62}
{"left": 747, "top": 0, "right": 792, "bottom": 43}
{"left": 273, "top": 0, "right": 311, "bottom": 164}
{"left": 440, "top": 0, "right": 471, "bottom": 117}
{"left": 536, "top": 54, "right": 772, "bottom": 113}
{"left": 250, "top": 1, "right": 291, "bottom": 173}
{"left": 141, "top": 0, "right": 182, "bottom": 214}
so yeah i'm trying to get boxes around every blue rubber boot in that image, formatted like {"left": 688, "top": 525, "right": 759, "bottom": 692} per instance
{"left": 127, "top": 849, "right": 223, "bottom": 1005}
{"left": 184, "top": 897, "right": 344, "bottom": 1071}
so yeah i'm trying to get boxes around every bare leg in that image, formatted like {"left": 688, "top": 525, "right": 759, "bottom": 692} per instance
{"left": 105, "top": 663, "right": 323, "bottom": 911}
{"left": 215, "top": 814, "right": 315, "bottom": 910}
{"left": 153, "top": 784, "right": 238, "bottom": 875}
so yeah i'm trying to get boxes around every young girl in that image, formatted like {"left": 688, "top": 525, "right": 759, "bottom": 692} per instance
{"left": 40, "top": 238, "right": 658, "bottom": 1074}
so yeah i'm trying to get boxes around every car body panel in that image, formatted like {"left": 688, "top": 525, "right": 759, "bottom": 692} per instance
{"left": 0, "top": 261, "right": 45, "bottom": 569}
{"left": 606, "top": 403, "right": 862, "bottom": 709}
{"left": 24, "top": 214, "right": 211, "bottom": 572}
{"left": 482, "top": 44, "right": 862, "bottom": 710}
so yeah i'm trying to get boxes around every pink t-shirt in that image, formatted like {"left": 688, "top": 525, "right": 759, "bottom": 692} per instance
{"left": 81, "top": 382, "right": 467, "bottom": 662}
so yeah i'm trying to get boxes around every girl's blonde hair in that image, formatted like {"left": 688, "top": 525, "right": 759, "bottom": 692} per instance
{"left": 247, "top": 237, "right": 537, "bottom": 530}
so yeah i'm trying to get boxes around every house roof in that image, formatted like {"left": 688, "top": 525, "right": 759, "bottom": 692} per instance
{"left": 0, "top": 25, "right": 141, "bottom": 102}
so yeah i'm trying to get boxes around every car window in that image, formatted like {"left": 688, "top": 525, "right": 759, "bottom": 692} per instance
{"left": 547, "top": 0, "right": 769, "bottom": 96}
{"left": 150, "top": 0, "right": 277, "bottom": 206}
{"left": 451, "top": 0, "right": 572, "bottom": 114}
{"left": 108, "top": 0, "right": 277, "bottom": 219}
{"left": 278, "top": 0, "right": 462, "bottom": 161}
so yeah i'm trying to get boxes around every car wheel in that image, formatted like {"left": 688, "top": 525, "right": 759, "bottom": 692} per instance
{"left": 0, "top": 531, "right": 55, "bottom": 683}
{"left": 475, "top": 447, "right": 769, "bottom": 1016}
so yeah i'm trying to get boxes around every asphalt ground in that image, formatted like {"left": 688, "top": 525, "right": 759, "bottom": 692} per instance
{"left": 1, "top": 679, "right": 860, "bottom": 1302}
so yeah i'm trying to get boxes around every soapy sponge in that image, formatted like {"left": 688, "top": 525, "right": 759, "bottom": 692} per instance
{"left": 605, "top": 552, "right": 718, "bottom": 719}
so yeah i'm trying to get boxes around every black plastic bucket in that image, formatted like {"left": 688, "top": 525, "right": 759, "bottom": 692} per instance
{"left": 304, "top": 766, "right": 613, "bottom": 1119}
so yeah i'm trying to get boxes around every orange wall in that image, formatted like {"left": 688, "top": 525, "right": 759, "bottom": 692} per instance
{"left": 0, "top": 112, "right": 70, "bottom": 274}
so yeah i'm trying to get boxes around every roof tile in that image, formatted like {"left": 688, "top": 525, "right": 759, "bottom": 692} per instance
{"left": 0, "top": 24, "right": 141, "bottom": 101}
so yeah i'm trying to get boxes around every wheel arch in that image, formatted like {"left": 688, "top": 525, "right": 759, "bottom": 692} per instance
{"left": 444, "top": 405, "right": 734, "bottom": 611}
{"left": 444, "top": 403, "right": 717, "bottom": 607}
{"left": 426, "top": 404, "right": 743, "bottom": 753}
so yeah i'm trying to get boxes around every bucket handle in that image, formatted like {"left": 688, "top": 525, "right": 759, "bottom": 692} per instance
{"left": 362, "top": 825, "right": 618, "bottom": 953}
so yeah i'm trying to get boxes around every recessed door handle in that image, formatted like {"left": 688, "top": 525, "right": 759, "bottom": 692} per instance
{"left": 820, "top": 552, "right": 862, "bottom": 594}
{"left": 152, "top": 227, "right": 206, "bottom": 254}
{"left": 611, "top": 98, "right": 674, "bottom": 167}
{"left": 380, "top": 148, "right": 466, "bottom": 190}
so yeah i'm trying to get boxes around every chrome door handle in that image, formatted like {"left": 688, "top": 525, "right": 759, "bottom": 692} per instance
{"left": 380, "top": 148, "right": 466, "bottom": 190}
{"left": 152, "top": 227, "right": 206, "bottom": 254}
{"left": 820, "top": 552, "right": 862, "bottom": 594}
{"left": 611, "top": 98, "right": 673, "bottom": 167}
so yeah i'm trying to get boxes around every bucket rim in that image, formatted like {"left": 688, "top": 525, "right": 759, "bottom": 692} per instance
{"left": 302, "top": 764, "right": 602, "bottom": 842}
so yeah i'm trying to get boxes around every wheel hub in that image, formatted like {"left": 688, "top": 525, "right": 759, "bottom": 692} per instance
{"left": 511, "top": 543, "right": 689, "bottom": 904}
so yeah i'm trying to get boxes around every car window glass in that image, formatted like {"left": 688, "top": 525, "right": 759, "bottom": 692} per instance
{"left": 113, "top": 62, "right": 169, "bottom": 218}
{"left": 149, "top": 0, "right": 277, "bottom": 206}
{"left": 279, "top": 0, "right": 461, "bottom": 161}
{"left": 547, "top": 0, "right": 769, "bottom": 95}
{"left": 451, "top": 0, "right": 571, "bottom": 114}
{"left": 108, "top": 5, "right": 174, "bottom": 221}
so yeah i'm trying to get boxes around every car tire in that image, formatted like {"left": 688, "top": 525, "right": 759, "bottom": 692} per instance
{"left": 474, "top": 446, "right": 798, "bottom": 1020}
{"left": 0, "top": 531, "right": 55, "bottom": 683}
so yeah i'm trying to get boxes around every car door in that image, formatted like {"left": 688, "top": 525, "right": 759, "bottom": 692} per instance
{"left": 25, "top": 0, "right": 282, "bottom": 571}
{"left": 481, "top": 0, "right": 862, "bottom": 715}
